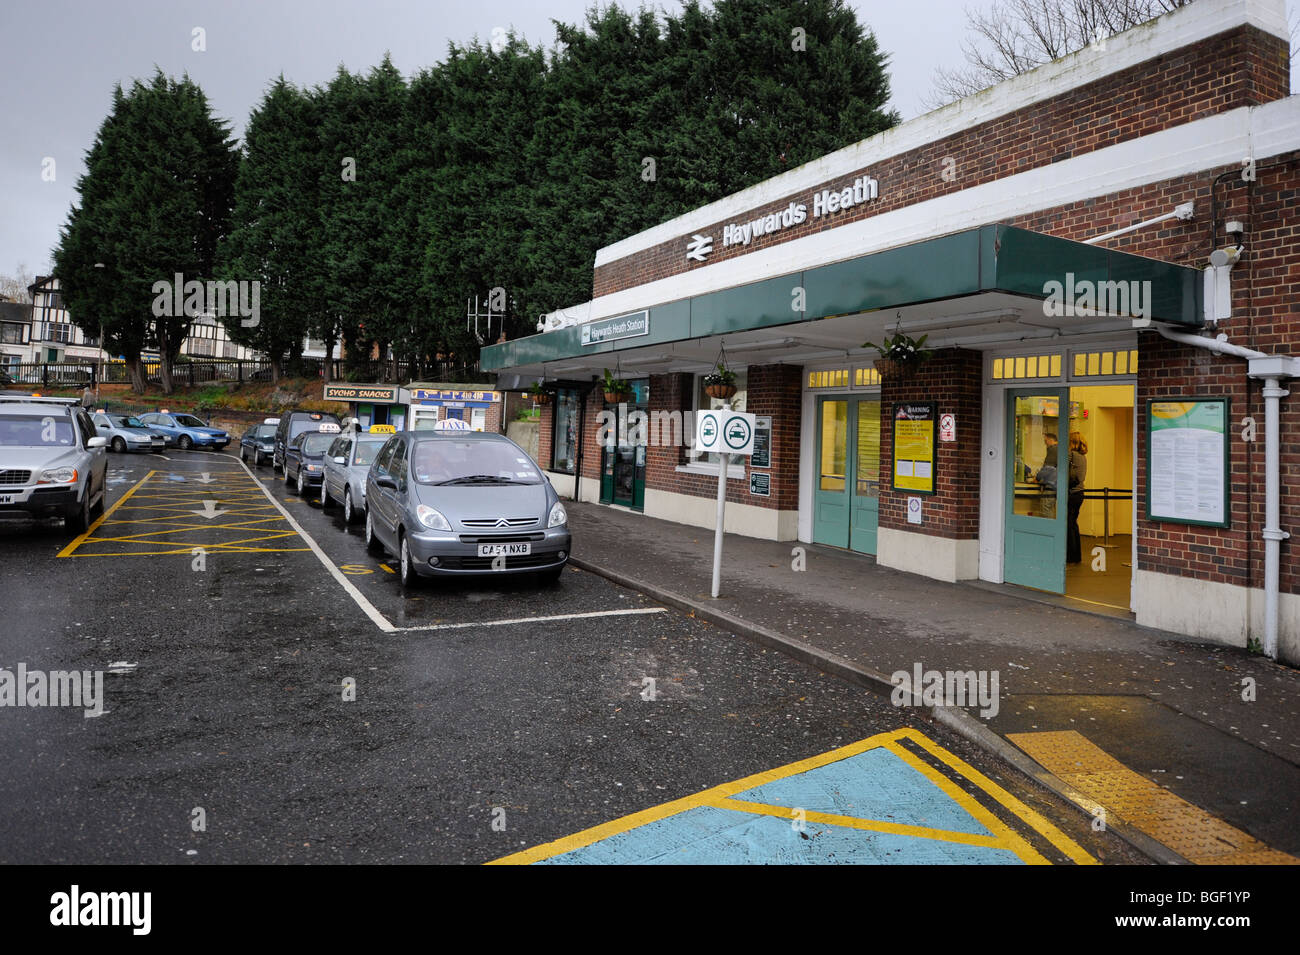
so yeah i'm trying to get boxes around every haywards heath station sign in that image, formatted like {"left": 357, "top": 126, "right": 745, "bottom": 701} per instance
{"left": 688, "top": 175, "right": 881, "bottom": 260}
{"left": 581, "top": 310, "right": 650, "bottom": 346}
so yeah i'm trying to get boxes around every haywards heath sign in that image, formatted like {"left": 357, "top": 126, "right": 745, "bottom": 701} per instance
{"left": 687, "top": 175, "right": 881, "bottom": 260}
{"left": 581, "top": 311, "right": 650, "bottom": 346}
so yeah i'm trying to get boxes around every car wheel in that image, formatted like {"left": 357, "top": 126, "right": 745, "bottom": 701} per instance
{"left": 399, "top": 533, "right": 419, "bottom": 589}
{"left": 296, "top": 468, "right": 306, "bottom": 496}
{"left": 66, "top": 492, "right": 92, "bottom": 535}
{"left": 343, "top": 488, "right": 355, "bottom": 524}
{"left": 364, "top": 509, "right": 384, "bottom": 554}
{"left": 320, "top": 483, "right": 333, "bottom": 509}
{"left": 239, "top": 446, "right": 247, "bottom": 463}
{"left": 111, "top": 437, "right": 126, "bottom": 453}
{"left": 283, "top": 463, "right": 292, "bottom": 484}
{"left": 178, "top": 435, "right": 193, "bottom": 451}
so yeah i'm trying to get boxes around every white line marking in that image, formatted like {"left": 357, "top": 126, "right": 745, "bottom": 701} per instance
{"left": 237, "top": 458, "right": 396, "bottom": 633}
{"left": 396, "top": 607, "right": 667, "bottom": 633}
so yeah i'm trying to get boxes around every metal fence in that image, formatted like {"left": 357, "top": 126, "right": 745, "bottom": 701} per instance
{"left": 3, "top": 358, "right": 495, "bottom": 389}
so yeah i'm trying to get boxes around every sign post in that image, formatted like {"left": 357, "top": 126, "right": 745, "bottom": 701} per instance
{"left": 696, "top": 406, "right": 757, "bottom": 598}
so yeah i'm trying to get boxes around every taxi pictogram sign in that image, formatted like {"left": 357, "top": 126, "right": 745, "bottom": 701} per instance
{"left": 696, "top": 410, "right": 756, "bottom": 456}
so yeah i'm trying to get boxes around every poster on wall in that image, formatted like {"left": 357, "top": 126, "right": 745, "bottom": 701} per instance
{"left": 892, "top": 402, "right": 936, "bottom": 495}
{"left": 751, "top": 416, "right": 772, "bottom": 469}
{"left": 1147, "top": 398, "right": 1229, "bottom": 527}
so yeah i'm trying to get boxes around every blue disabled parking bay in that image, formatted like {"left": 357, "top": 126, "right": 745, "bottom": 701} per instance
{"left": 491, "top": 728, "right": 1096, "bottom": 866}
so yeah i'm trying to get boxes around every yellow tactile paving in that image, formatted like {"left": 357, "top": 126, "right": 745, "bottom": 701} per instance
{"left": 59, "top": 469, "right": 309, "bottom": 557}
{"left": 1008, "top": 730, "right": 1298, "bottom": 865}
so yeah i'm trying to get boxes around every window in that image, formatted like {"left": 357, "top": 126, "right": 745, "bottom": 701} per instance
{"left": 552, "top": 388, "right": 579, "bottom": 473}
{"left": 808, "top": 369, "right": 848, "bottom": 388}
{"left": 52, "top": 324, "right": 74, "bottom": 344}
{"left": 1073, "top": 349, "right": 1138, "bottom": 377}
{"left": 1, "top": 323, "right": 25, "bottom": 345}
{"left": 992, "top": 354, "right": 1062, "bottom": 380}
{"left": 684, "top": 369, "right": 747, "bottom": 474}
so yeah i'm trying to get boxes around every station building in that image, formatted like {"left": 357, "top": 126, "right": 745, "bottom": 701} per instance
{"left": 482, "top": 0, "right": 1300, "bottom": 663}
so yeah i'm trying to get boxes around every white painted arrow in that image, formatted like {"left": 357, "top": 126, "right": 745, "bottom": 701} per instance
{"left": 191, "top": 500, "right": 228, "bottom": 519}
{"left": 193, "top": 472, "right": 216, "bottom": 484}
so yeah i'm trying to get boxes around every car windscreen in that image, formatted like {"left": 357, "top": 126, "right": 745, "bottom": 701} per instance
{"left": 300, "top": 433, "right": 335, "bottom": 455}
{"left": 113, "top": 415, "right": 147, "bottom": 428}
{"left": 352, "top": 438, "right": 387, "bottom": 467}
{"left": 173, "top": 414, "right": 206, "bottom": 428}
{"left": 255, "top": 425, "right": 277, "bottom": 438}
{"left": 289, "top": 417, "right": 334, "bottom": 440}
{"left": 0, "top": 414, "right": 75, "bottom": 447}
{"left": 411, "top": 440, "right": 542, "bottom": 485}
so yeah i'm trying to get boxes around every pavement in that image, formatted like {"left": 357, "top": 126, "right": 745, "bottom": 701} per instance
{"left": 564, "top": 501, "right": 1300, "bottom": 865}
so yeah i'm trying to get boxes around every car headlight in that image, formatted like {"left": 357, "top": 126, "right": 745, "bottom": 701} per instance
{"left": 306, "top": 464, "right": 320, "bottom": 471}
{"left": 548, "top": 501, "right": 568, "bottom": 527}
{"left": 416, "top": 505, "right": 451, "bottom": 530}
{"left": 40, "top": 467, "right": 77, "bottom": 484}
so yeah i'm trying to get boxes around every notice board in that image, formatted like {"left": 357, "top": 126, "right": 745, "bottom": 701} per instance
{"left": 1147, "top": 398, "right": 1229, "bottom": 527}
{"left": 892, "top": 402, "right": 936, "bottom": 495}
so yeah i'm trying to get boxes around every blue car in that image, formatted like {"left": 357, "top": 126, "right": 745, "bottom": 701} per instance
{"left": 138, "top": 412, "right": 231, "bottom": 451}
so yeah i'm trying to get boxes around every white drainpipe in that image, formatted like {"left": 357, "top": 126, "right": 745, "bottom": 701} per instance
{"left": 1147, "top": 323, "right": 1296, "bottom": 658}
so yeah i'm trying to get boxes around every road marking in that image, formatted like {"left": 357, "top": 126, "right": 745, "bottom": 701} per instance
{"left": 489, "top": 727, "right": 1094, "bottom": 865}
{"left": 237, "top": 458, "right": 396, "bottom": 633}
{"left": 57, "top": 470, "right": 154, "bottom": 558}
{"left": 378, "top": 563, "right": 395, "bottom": 574}
{"left": 396, "top": 607, "right": 667, "bottom": 633}
{"left": 1010, "top": 730, "right": 1298, "bottom": 864}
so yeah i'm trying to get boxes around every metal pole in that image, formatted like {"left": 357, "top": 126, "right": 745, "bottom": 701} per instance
{"left": 710, "top": 400, "right": 730, "bottom": 599}
{"left": 1102, "top": 487, "right": 1110, "bottom": 546}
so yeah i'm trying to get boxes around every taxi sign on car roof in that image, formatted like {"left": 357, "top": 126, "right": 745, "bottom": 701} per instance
{"left": 368, "top": 424, "right": 397, "bottom": 434}
{"left": 263, "top": 417, "right": 280, "bottom": 424}
{"left": 318, "top": 422, "right": 341, "bottom": 433}
{"left": 432, "top": 418, "right": 471, "bottom": 432}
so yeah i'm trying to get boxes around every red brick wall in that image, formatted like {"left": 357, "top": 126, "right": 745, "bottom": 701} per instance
{"left": 639, "top": 366, "right": 801, "bottom": 511}
{"left": 876, "top": 349, "right": 983, "bottom": 540}
{"left": 593, "top": 25, "right": 1289, "bottom": 296}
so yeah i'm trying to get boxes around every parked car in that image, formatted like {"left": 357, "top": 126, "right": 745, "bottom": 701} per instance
{"left": 239, "top": 419, "right": 279, "bottom": 465}
{"left": 322, "top": 428, "right": 391, "bottom": 524}
{"left": 284, "top": 423, "right": 341, "bottom": 496}
{"left": 0, "top": 395, "right": 108, "bottom": 533}
{"left": 273, "top": 410, "right": 341, "bottom": 471}
{"left": 90, "top": 412, "right": 167, "bottom": 453}
{"left": 137, "top": 411, "right": 230, "bottom": 451}
{"left": 363, "top": 430, "right": 570, "bottom": 587}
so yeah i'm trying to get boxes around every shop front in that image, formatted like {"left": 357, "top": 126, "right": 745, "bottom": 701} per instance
{"left": 482, "top": 1, "right": 1298, "bottom": 660}
{"left": 403, "top": 385, "right": 503, "bottom": 433}
{"left": 321, "top": 383, "right": 406, "bottom": 431}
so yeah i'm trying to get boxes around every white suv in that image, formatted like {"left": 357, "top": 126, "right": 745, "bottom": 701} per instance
{"left": 0, "top": 396, "right": 109, "bottom": 534}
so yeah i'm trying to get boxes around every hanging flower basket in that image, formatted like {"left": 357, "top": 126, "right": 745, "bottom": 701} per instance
{"left": 532, "top": 391, "right": 551, "bottom": 405}
{"left": 873, "top": 357, "right": 918, "bottom": 380}
{"left": 602, "top": 368, "right": 631, "bottom": 405}
{"left": 604, "top": 390, "right": 631, "bottom": 404}
{"left": 705, "top": 383, "right": 737, "bottom": 400}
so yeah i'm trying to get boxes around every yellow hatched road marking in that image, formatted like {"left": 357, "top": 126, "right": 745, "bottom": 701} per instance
{"left": 488, "top": 728, "right": 1095, "bottom": 865}
{"left": 57, "top": 469, "right": 155, "bottom": 557}
{"left": 895, "top": 727, "right": 1098, "bottom": 866}
{"left": 1009, "top": 730, "right": 1298, "bottom": 865}
{"left": 713, "top": 798, "right": 1005, "bottom": 850}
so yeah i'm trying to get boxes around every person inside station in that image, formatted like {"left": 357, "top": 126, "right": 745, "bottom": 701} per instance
{"left": 1067, "top": 430, "right": 1089, "bottom": 564}
{"left": 1035, "top": 432, "right": 1059, "bottom": 518}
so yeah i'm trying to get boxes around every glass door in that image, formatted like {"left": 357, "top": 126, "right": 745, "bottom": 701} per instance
{"left": 850, "top": 398, "right": 880, "bottom": 554}
{"left": 813, "top": 396, "right": 880, "bottom": 554}
{"left": 1004, "top": 389, "right": 1068, "bottom": 593}
{"left": 813, "top": 398, "right": 850, "bottom": 547}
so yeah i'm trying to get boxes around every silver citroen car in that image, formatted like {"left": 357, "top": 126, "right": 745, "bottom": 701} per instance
{"left": 363, "top": 431, "right": 570, "bottom": 587}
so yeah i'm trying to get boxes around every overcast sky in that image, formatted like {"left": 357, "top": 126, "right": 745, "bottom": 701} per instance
{"left": 0, "top": 0, "right": 1295, "bottom": 282}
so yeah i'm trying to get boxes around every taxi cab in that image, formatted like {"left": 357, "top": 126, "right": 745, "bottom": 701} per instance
{"left": 321, "top": 423, "right": 395, "bottom": 523}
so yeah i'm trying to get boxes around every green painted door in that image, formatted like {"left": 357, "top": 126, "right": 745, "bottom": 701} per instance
{"left": 813, "top": 396, "right": 880, "bottom": 554}
{"left": 1004, "top": 389, "right": 1068, "bottom": 593}
{"left": 850, "top": 398, "right": 881, "bottom": 554}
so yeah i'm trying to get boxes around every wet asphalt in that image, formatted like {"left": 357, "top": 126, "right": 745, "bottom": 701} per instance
{"left": 0, "top": 448, "right": 1145, "bottom": 864}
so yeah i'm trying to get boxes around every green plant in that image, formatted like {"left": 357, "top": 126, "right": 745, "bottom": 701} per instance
{"left": 602, "top": 368, "right": 630, "bottom": 394}
{"left": 862, "top": 330, "right": 931, "bottom": 364}
{"left": 703, "top": 363, "right": 737, "bottom": 387}
{"left": 527, "top": 381, "right": 547, "bottom": 396}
